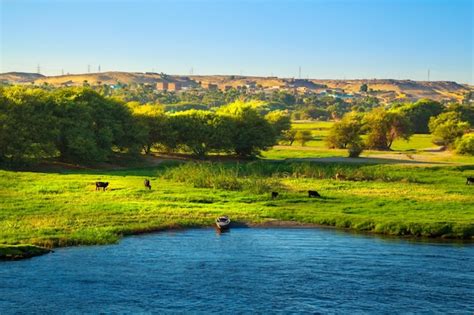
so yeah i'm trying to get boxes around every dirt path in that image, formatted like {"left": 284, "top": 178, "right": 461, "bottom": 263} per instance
{"left": 286, "top": 152, "right": 465, "bottom": 166}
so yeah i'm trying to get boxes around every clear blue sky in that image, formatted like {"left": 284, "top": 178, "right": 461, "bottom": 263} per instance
{"left": 1, "top": 0, "right": 472, "bottom": 83}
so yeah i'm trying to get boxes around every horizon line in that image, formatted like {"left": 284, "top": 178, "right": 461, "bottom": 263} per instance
{"left": 1, "top": 70, "right": 471, "bottom": 85}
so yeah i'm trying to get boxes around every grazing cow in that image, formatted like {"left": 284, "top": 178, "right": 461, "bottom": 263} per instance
{"left": 467, "top": 177, "right": 474, "bottom": 185}
{"left": 144, "top": 179, "right": 151, "bottom": 190}
{"left": 95, "top": 181, "right": 109, "bottom": 191}
{"left": 308, "top": 190, "right": 321, "bottom": 198}
{"left": 271, "top": 191, "right": 279, "bottom": 199}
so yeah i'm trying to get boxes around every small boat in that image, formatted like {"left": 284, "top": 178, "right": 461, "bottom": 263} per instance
{"left": 215, "top": 216, "right": 231, "bottom": 230}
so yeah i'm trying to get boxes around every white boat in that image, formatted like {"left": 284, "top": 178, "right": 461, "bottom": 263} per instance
{"left": 215, "top": 216, "right": 231, "bottom": 230}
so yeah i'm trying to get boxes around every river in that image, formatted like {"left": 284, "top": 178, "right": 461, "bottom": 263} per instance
{"left": 1, "top": 228, "right": 473, "bottom": 313}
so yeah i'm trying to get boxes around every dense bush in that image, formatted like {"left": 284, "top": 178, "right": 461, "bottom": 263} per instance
{"left": 347, "top": 142, "right": 364, "bottom": 158}
{"left": 456, "top": 133, "right": 474, "bottom": 155}
{"left": 429, "top": 112, "right": 470, "bottom": 148}
{"left": 395, "top": 99, "right": 444, "bottom": 134}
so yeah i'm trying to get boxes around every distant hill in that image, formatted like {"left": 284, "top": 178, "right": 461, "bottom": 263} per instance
{"left": 312, "top": 79, "right": 470, "bottom": 103}
{"left": 1, "top": 71, "right": 471, "bottom": 103}
{"left": 0, "top": 72, "right": 45, "bottom": 83}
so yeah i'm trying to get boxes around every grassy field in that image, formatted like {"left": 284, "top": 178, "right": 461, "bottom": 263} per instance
{"left": 263, "top": 121, "right": 473, "bottom": 163}
{"left": 285, "top": 121, "right": 435, "bottom": 151}
{"left": 1, "top": 160, "right": 473, "bottom": 258}
{"left": 1, "top": 120, "right": 473, "bottom": 258}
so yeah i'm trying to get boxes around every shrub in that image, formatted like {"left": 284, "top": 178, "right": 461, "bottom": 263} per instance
{"left": 347, "top": 142, "right": 364, "bottom": 158}
{"left": 429, "top": 112, "right": 470, "bottom": 148}
{"left": 326, "top": 112, "right": 363, "bottom": 149}
{"left": 456, "top": 133, "right": 474, "bottom": 155}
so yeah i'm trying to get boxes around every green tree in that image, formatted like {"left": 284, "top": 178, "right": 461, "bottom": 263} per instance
{"left": 169, "top": 110, "right": 219, "bottom": 157}
{"left": 128, "top": 102, "right": 169, "bottom": 154}
{"left": 218, "top": 102, "right": 276, "bottom": 157}
{"left": 359, "top": 83, "right": 368, "bottom": 93}
{"left": 0, "top": 86, "right": 59, "bottom": 164}
{"left": 395, "top": 99, "right": 444, "bottom": 133}
{"left": 52, "top": 87, "right": 139, "bottom": 162}
{"left": 351, "top": 96, "right": 379, "bottom": 112}
{"left": 429, "top": 112, "right": 470, "bottom": 148}
{"left": 295, "top": 130, "right": 312, "bottom": 146}
{"left": 364, "top": 108, "right": 413, "bottom": 150}
{"left": 265, "top": 111, "right": 291, "bottom": 140}
{"left": 282, "top": 129, "right": 297, "bottom": 145}
{"left": 446, "top": 103, "right": 474, "bottom": 126}
{"left": 456, "top": 133, "right": 474, "bottom": 155}
{"left": 326, "top": 99, "right": 351, "bottom": 120}
{"left": 326, "top": 112, "right": 364, "bottom": 149}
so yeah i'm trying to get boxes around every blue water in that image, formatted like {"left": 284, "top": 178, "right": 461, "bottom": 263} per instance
{"left": 1, "top": 228, "right": 473, "bottom": 313}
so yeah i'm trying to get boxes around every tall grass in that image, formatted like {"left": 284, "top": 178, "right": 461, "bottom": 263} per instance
{"left": 161, "top": 162, "right": 282, "bottom": 193}
{"left": 161, "top": 161, "right": 421, "bottom": 186}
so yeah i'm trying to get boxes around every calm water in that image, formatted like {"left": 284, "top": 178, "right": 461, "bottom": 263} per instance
{"left": 1, "top": 228, "right": 473, "bottom": 313}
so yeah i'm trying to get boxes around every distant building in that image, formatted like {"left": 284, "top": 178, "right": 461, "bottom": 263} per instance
{"left": 168, "top": 82, "right": 182, "bottom": 91}
{"left": 201, "top": 82, "right": 218, "bottom": 90}
{"left": 245, "top": 81, "right": 256, "bottom": 89}
{"left": 156, "top": 81, "right": 169, "bottom": 90}
{"left": 156, "top": 81, "right": 182, "bottom": 91}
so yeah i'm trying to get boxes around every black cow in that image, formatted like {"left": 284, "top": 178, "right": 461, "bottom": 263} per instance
{"left": 271, "top": 191, "right": 279, "bottom": 199}
{"left": 144, "top": 179, "right": 151, "bottom": 190}
{"left": 467, "top": 177, "right": 474, "bottom": 185}
{"left": 95, "top": 182, "right": 109, "bottom": 191}
{"left": 308, "top": 190, "right": 321, "bottom": 198}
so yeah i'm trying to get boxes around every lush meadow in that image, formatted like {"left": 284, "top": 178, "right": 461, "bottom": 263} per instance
{"left": 264, "top": 121, "right": 472, "bottom": 163}
{"left": 1, "top": 160, "right": 473, "bottom": 258}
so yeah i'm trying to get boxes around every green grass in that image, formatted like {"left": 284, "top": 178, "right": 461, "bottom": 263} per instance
{"left": 262, "top": 146, "right": 347, "bottom": 159}
{"left": 0, "top": 161, "right": 473, "bottom": 255}
{"left": 390, "top": 134, "right": 434, "bottom": 151}
{"left": 264, "top": 121, "right": 474, "bottom": 163}
{"left": 289, "top": 120, "right": 438, "bottom": 151}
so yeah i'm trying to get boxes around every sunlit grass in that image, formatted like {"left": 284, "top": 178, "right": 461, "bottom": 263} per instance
{"left": 0, "top": 161, "right": 473, "bottom": 254}
{"left": 265, "top": 121, "right": 474, "bottom": 164}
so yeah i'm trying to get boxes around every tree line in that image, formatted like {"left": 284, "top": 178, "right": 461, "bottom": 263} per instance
{"left": 325, "top": 99, "right": 474, "bottom": 156}
{"left": 0, "top": 86, "right": 290, "bottom": 165}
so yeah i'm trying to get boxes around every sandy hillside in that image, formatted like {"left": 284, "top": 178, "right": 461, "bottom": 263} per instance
{"left": 0, "top": 72, "right": 45, "bottom": 83}
{"left": 1, "top": 71, "right": 471, "bottom": 102}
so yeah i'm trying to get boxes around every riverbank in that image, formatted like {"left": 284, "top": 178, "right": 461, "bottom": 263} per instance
{"left": 0, "top": 245, "right": 52, "bottom": 260}
{"left": 3, "top": 219, "right": 473, "bottom": 261}
{"left": 0, "top": 160, "right": 473, "bottom": 260}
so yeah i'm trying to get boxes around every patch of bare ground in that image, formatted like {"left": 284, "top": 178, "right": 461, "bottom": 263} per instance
{"left": 287, "top": 150, "right": 469, "bottom": 166}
